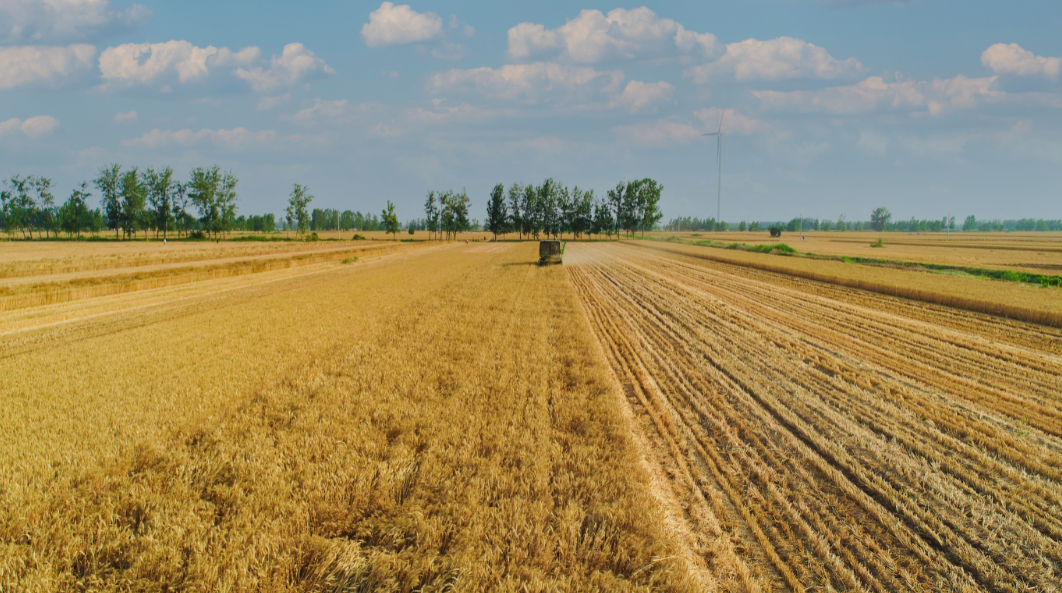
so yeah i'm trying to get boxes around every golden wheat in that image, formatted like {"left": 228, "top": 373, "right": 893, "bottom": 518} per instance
{"left": 0, "top": 242, "right": 699, "bottom": 592}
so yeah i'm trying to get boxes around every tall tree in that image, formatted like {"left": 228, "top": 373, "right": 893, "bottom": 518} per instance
{"left": 59, "top": 182, "right": 92, "bottom": 238}
{"left": 606, "top": 182, "right": 624, "bottom": 237}
{"left": 592, "top": 196, "right": 612, "bottom": 240}
{"left": 424, "top": 191, "right": 439, "bottom": 240}
{"left": 507, "top": 183, "right": 523, "bottom": 240}
{"left": 188, "top": 166, "right": 238, "bottom": 239}
{"left": 33, "top": 176, "right": 56, "bottom": 238}
{"left": 619, "top": 180, "right": 640, "bottom": 238}
{"left": 145, "top": 167, "right": 176, "bottom": 239}
{"left": 382, "top": 200, "right": 399, "bottom": 240}
{"left": 638, "top": 178, "right": 663, "bottom": 237}
{"left": 2, "top": 176, "right": 33, "bottom": 238}
{"left": 94, "top": 164, "right": 122, "bottom": 239}
{"left": 485, "top": 183, "right": 508, "bottom": 241}
{"left": 286, "top": 183, "right": 313, "bottom": 238}
{"left": 870, "top": 207, "right": 891, "bottom": 232}
{"left": 521, "top": 184, "right": 537, "bottom": 239}
{"left": 119, "top": 168, "right": 146, "bottom": 239}
{"left": 172, "top": 182, "right": 189, "bottom": 238}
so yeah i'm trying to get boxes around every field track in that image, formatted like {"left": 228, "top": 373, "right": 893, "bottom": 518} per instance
{"left": 566, "top": 242, "right": 1062, "bottom": 592}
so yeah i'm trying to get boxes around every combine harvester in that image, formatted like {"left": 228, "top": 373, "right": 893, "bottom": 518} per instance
{"left": 539, "top": 240, "right": 564, "bottom": 265}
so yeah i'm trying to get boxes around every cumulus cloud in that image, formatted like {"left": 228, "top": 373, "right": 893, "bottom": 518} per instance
{"left": 982, "top": 43, "right": 1061, "bottom": 80}
{"left": 121, "top": 127, "right": 281, "bottom": 150}
{"left": 613, "top": 109, "right": 768, "bottom": 147}
{"left": 113, "top": 109, "right": 137, "bottom": 122}
{"left": 405, "top": 103, "right": 517, "bottom": 124}
{"left": 0, "top": 43, "right": 95, "bottom": 89}
{"left": 508, "top": 7, "right": 719, "bottom": 63}
{"left": 693, "top": 107, "right": 769, "bottom": 135}
{"left": 687, "top": 37, "right": 864, "bottom": 82}
{"left": 753, "top": 75, "right": 1003, "bottom": 116}
{"left": 429, "top": 62, "right": 624, "bottom": 104}
{"left": 613, "top": 80, "right": 673, "bottom": 113}
{"left": 613, "top": 120, "right": 701, "bottom": 146}
{"left": 99, "top": 40, "right": 260, "bottom": 87}
{"left": 235, "top": 43, "right": 334, "bottom": 93}
{"left": 0, "top": 0, "right": 151, "bottom": 42}
{"left": 0, "top": 115, "right": 60, "bottom": 138}
{"left": 361, "top": 2, "right": 442, "bottom": 47}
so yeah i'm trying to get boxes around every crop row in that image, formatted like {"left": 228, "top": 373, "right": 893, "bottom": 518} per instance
{"left": 567, "top": 242, "right": 1062, "bottom": 591}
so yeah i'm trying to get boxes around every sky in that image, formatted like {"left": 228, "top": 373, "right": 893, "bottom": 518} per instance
{"left": 2, "top": 0, "right": 1060, "bottom": 223}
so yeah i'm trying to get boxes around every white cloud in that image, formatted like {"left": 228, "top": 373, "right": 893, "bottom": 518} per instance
{"left": 235, "top": 43, "right": 333, "bottom": 93}
{"left": 981, "top": 43, "right": 1061, "bottom": 80}
{"left": 693, "top": 107, "right": 769, "bottom": 135}
{"left": 613, "top": 120, "right": 701, "bottom": 146}
{"left": 447, "top": 15, "right": 474, "bottom": 37}
{"left": 361, "top": 2, "right": 442, "bottom": 47}
{"left": 0, "top": 0, "right": 151, "bottom": 42}
{"left": 687, "top": 37, "right": 864, "bottom": 82}
{"left": 508, "top": 7, "right": 719, "bottom": 63}
{"left": 0, "top": 115, "right": 60, "bottom": 138}
{"left": 429, "top": 62, "right": 624, "bottom": 104}
{"left": 857, "top": 130, "right": 888, "bottom": 154}
{"left": 121, "top": 127, "right": 280, "bottom": 150}
{"left": 753, "top": 75, "right": 1002, "bottom": 116}
{"left": 113, "top": 110, "right": 137, "bottom": 122}
{"left": 0, "top": 44, "right": 95, "bottom": 89}
{"left": 405, "top": 103, "right": 516, "bottom": 124}
{"left": 99, "top": 40, "right": 260, "bottom": 86}
{"left": 613, "top": 80, "right": 673, "bottom": 113}
{"left": 257, "top": 93, "right": 291, "bottom": 110}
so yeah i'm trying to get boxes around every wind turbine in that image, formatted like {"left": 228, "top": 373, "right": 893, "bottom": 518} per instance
{"left": 703, "top": 112, "right": 726, "bottom": 224}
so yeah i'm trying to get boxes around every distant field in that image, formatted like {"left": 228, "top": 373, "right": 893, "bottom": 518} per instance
{"left": 649, "top": 230, "right": 1062, "bottom": 274}
{"left": 2, "top": 237, "right": 1059, "bottom": 591}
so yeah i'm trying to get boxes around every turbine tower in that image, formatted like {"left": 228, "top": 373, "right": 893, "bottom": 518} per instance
{"left": 703, "top": 112, "right": 726, "bottom": 224}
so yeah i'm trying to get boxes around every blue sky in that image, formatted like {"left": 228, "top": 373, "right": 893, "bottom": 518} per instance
{"left": 2, "top": 0, "right": 1060, "bottom": 222}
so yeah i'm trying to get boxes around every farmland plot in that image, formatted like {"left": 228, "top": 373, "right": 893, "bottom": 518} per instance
{"left": 566, "top": 241, "right": 1062, "bottom": 592}
{"left": 1, "top": 243, "right": 696, "bottom": 592}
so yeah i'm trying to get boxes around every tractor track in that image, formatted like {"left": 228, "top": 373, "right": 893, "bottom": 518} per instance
{"left": 566, "top": 242, "right": 1062, "bottom": 592}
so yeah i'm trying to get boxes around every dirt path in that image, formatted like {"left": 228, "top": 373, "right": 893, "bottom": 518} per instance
{"left": 566, "top": 241, "right": 1062, "bottom": 592}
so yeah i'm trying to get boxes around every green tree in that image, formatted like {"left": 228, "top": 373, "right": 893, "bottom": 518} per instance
{"left": 2, "top": 175, "right": 34, "bottom": 238}
{"left": 521, "top": 184, "right": 538, "bottom": 239}
{"left": 59, "top": 182, "right": 92, "bottom": 238}
{"left": 119, "top": 168, "right": 146, "bottom": 239}
{"left": 485, "top": 183, "right": 508, "bottom": 241}
{"left": 962, "top": 215, "right": 977, "bottom": 231}
{"left": 424, "top": 191, "right": 439, "bottom": 240}
{"left": 507, "top": 183, "right": 523, "bottom": 240}
{"left": 145, "top": 167, "right": 176, "bottom": 239}
{"left": 606, "top": 182, "right": 623, "bottom": 236}
{"left": 286, "top": 183, "right": 313, "bottom": 238}
{"left": 592, "top": 196, "right": 612, "bottom": 240}
{"left": 870, "top": 207, "right": 891, "bottom": 232}
{"left": 94, "top": 164, "right": 122, "bottom": 239}
{"left": 33, "top": 176, "right": 56, "bottom": 238}
{"left": 637, "top": 178, "right": 663, "bottom": 236}
{"left": 382, "top": 200, "right": 399, "bottom": 240}
{"left": 189, "top": 166, "right": 238, "bottom": 239}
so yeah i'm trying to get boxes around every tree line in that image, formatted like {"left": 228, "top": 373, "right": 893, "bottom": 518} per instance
{"left": 1, "top": 165, "right": 239, "bottom": 240}
{"left": 669, "top": 209, "right": 1062, "bottom": 234}
{"left": 475, "top": 178, "right": 663, "bottom": 241}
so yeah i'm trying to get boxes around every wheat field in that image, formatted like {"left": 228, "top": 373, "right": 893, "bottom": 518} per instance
{"left": 2, "top": 238, "right": 1061, "bottom": 591}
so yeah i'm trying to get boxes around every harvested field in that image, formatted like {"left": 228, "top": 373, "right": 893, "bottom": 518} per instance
{"left": 566, "top": 241, "right": 1062, "bottom": 591}
{"left": 0, "top": 242, "right": 697, "bottom": 591}
{"left": 653, "top": 231, "right": 1062, "bottom": 275}
{"left": 635, "top": 240, "right": 1062, "bottom": 327}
